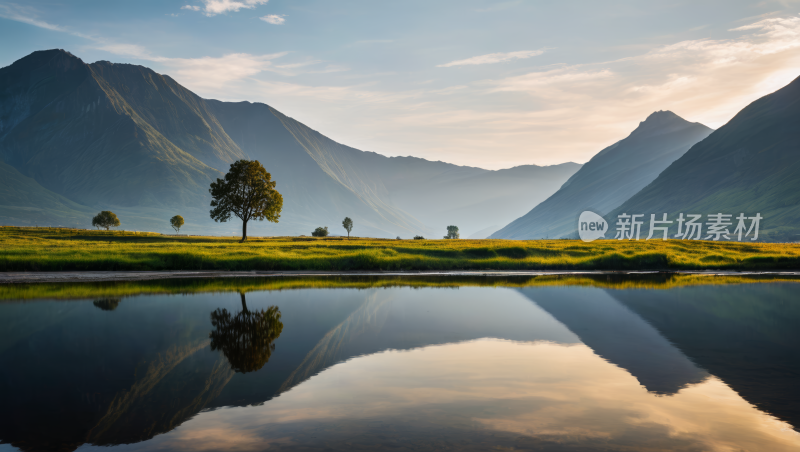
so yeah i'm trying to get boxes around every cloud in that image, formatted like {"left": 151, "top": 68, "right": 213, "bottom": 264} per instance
{"left": 0, "top": 2, "right": 92, "bottom": 39}
{"left": 438, "top": 50, "right": 545, "bottom": 68}
{"left": 474, "top": 1, "right": 522, "bottom": 13}
{"left": 354, "top": 39, "right": 394, "bottom": 45}
{"left": 260, "top": 14, "right": 285, "bottom": 25}
{"left": 136, "top": 339, "right": 798, "bottom": 451}
{"left": 156, "top": 52, "right": 289, "bottom": 89}
{"left": 91, "top": 14, "right": 800, "bottom": 170}
{"left": 183, "top": 0, "right": 269, "bottom": 16}
{"left": 96, "top": 43, "right": 154, "bottom": 59}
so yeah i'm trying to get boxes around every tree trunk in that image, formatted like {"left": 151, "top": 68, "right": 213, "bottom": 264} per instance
{"left": 240, "top": 292, "right": 248, "bottom": 312}
{"left": 242, "top": 220, "right": 248, "bottom": 241}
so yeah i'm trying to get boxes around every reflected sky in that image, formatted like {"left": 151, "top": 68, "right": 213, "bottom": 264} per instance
{"left": 1, "top": 281, "right": 799, "bottom": 451}
{"left": 87, "top": 340, "right": 799, "bottom": 452}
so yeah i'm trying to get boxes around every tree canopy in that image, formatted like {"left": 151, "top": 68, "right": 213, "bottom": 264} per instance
{"left": 209, "top": 293, "right": 283, "bottom": 373}
{"left": 444, "top": 225, "right": 460, "bottom": 239}
{"left": 342, "top": 217, "right": 353, "bottom": 239}
{"left": 312, "top": 226, "right": 329, "bottom": 237}
{"left": 92, "top": 211, "right": 120, "bottom": 230}
{"left": 210, "top": 160, "right": 283, "bottom": 241}
{"left": 170, "top": 215, "right": 184, "bottom": 233}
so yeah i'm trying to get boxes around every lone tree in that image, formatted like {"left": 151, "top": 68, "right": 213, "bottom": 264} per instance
{"left": 342, "top": 217, "right": 353, "bottom": 239}
{"left": 210, "top": 160, "right": 283, "bottom": 241}
{"left": 312, "top": 226, "right": 329, "bottom": 237}
{"left": 170, "top": 215, "right": 184, "bottom": 233}
{"left": 444, "top": 225, "right": 460, "bottom": 239}
{"left": 209, "top": 293, "right": 283, "bottom": 373}
{"left": 92, "top": 211, "right": 120, "bottom": 231}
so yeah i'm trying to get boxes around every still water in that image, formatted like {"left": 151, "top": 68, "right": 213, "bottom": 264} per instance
{"left": 1, "top": 276, "right": 799, "bottom": 451}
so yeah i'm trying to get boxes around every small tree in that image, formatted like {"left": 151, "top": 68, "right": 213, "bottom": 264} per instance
{"left": 312, "top": 226, "right": 329, "bottom": 237}
{"left": 414, "top": 235, "right": 425, "bottom": 240}
{"left": 210, "top": 160, "right": 283, "bottom": 241}
{"left": 170, "top": 215, "right": 185, "bottom": 233}
{"left": 444, "top": 225, "right": 460, "bottom": 239}
{"left": 92, "top": 211, "right": 120, "bottom": 231}
{"left": 342, "top": 217, "right": 353, "bottom": 239}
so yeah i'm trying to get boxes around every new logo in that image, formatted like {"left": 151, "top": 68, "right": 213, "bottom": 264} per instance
{"left": 579, "top": 211, "right": 607, "bottom": 242}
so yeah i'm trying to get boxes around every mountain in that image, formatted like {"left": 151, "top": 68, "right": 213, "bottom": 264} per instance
{"left": 384, "top": 162, "right": 581, "bottom": 238}
{"left": 0, "top": 50, "right": 580, "bottom": 237}
{"left": 490, "top": 111, "right": 713, "bottom": 239}
{"left": 604, "top": 75, "right": 800, "bottom": 242}
{"left": 0, "top": 161, "right": 95, "bottom": 227}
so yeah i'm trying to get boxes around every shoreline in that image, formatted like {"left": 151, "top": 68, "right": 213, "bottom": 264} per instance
{"left": 2, "top": 269, "right": 800, "bottom": 284}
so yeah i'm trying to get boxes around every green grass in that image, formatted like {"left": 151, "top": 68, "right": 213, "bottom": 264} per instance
{"left": 1, "top": 226, "right": 800, "bottom": 272}
{"left": 2, "top": 274, "right": 799, "bottom": 301}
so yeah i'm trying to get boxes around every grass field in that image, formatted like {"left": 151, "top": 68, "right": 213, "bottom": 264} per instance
{"left": 2, "top": 226, "right": 800, "bottom": 272}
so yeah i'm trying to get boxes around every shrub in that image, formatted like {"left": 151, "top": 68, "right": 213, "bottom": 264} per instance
{"left": 312, "top": 227, "right": 329, "bottom": 237}
{"left": 414, "top": 235, "right": 425, "bottom": 240}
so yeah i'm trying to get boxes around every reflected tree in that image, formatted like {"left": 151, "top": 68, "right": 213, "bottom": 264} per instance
{"left": 93, "top": 299, "right": 122, "bottom": 311}
{"left": 209, "top": 293, "right": 283, "bottom": 373}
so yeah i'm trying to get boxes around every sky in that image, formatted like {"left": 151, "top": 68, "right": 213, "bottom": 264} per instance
{"left": 1, "top": 1, "right": 800, "bottom": 170}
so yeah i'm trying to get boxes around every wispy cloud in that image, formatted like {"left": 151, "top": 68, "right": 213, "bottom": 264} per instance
{"left": 474, "top": 1, "right": 522, "bottom": 13}
{"left": 0, "top": 2, "right": 92, "bottom": 39}
{"left": 260, "top": 14, "right": 285, "bottom": 25}
{"left": 182, "top": 0, "right": 268, "bottom": 16}
{"left": 438, "top": 50, "right": 545, "bottom": 68}
{"left": 354, "top": 39, "right": 394, "bottom": 45}
{"left": 223, "top": 15, "right": 800, "bottom": 169}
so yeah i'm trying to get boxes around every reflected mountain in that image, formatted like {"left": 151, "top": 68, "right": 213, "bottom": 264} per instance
{"left": 517, "top": 287, "right": 709, "bottom": 395}
{"left": 0, "top": 295, "right": 234, "bottom": 451}
{"left": 277, "top": 288, "right": 580, "bottom": 393}
{"left": 607, "top": 284, "right": 800, "bottom": 431}
{"left": 0, "top": 282, "right": 798, "bottom": 451}
{"left": 210, "top": 293, "right": 283, "bottom": 373}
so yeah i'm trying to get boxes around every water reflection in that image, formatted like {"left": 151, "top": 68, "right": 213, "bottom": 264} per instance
{"left": 0, "top": 277, "right": 798, "bottom": 451}
{"left": 210, "top": 293, "right": 283, "bottom": 373}
{"left": 92, "top": 298, "right": 121, "bottom": 311}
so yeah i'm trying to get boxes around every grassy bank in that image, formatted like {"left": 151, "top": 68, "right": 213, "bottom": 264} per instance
{"left": 3, "top": 273, "right": 800, "bottom": 301}
{"left": 1, "top": 226, "right": 800, "bottom": 272}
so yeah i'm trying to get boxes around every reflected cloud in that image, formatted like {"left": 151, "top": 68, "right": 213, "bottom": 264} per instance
{"left": 155, "top": 340, "right": 800, "bottom": 451}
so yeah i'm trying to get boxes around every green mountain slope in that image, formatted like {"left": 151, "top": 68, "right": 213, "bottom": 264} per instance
{"left": 0, "top": 161, "right": 94, "bottom": 227}
{"left": 605, "top": 75, "right": 800, "bottom": 242}
{"left": 208, "top": 100, "right": 430, "bottom": 237}
{"left": 491, "top": 111, "right": 713, "bottom": 239}
{"left": 0, "top": 50, "right": 222, "bottom": 209}
{"left": 0, "top": 50, "right": 580, "bottom": 237}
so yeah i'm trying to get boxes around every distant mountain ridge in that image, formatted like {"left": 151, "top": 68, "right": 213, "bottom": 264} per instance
{"left": 491, "top": 111, "right": 713, "bottom": 239}
{"left": 604, "top": 74, "right": 800, "bottom": 242}
{"left": 0, "top": 49, "right": 580, "bottom": 237}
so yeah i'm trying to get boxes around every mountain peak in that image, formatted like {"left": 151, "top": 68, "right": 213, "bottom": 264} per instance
{"left": 630, "top": 110, "right": 703, "bottom": 138}
{"left": 17, "top": 49, "right": 83, "bottom": 66}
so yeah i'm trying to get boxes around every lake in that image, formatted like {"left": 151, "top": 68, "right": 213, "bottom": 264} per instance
{"left": 1, "top": 275, "right": 799, "bottom": 451}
